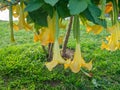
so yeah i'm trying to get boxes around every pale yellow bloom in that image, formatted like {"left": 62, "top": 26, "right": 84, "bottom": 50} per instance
{"left": 101, "top": 41, "right": 108, "bottom": 50}
{"left": 34, "top": 33, "right": 39, "bottom": 42}
{"left": 86, "top": 24, "right": 103, "bottom": 34}
{"left": 12, "top": 5, "right": 20, "bottom": 18}
{"left": 39, "top": 15, "right": 56, "bottom": 45}
{"left": 59, "top": 19, "right": 66, "bottom": 29}
{"left": 105, "top": 2, "right": 113, "bottom": 14}
{"left": 45, "top": 41, "right": 65, "bottom": 71}
{"left": 64, "top": 43, "right": 92, "bottom": 73}
{"left": 83, "top": 60, "right": 92, "bottom": 71}
{"left": 13, "top": 4, "right": 32, "bottom": 31}
{"left": 58, "top": 36, "right": 63, "bottom": 45}
{"left": 101, "top": 23, "right": 120, "bottom": 51}
{"left": 38, "top": 15, "right": 64, "bottom": 45}
{"left": 64, "top": 59, "right": 71, "bottom": 69}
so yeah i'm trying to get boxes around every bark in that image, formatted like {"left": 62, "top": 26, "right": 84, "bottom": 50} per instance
{"left": 48, "top": 43, "right": 53, "bottom": 61}
{"left": 61, "top": 16, "right": 73, "bottom": 57}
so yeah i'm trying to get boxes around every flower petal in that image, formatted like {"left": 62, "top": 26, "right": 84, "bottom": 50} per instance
{"left": 70, "top": 44, "right": 81, "bottom": 73}
{"left": 83, "top": 60, "right": 92, "bottom": 71}
{"left": 86, "top": 24, "right": 103, "bottom": 34}
{"left": 45, "top": 41, "right": 65, "bottom": 71}
{"left": 64, "top": 59, "right": 71, "bottom": 69}
{"left": 45, "top": 60, "right": 58, "bottom": 71}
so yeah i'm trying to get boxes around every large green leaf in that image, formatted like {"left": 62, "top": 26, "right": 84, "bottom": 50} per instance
{"left": 44, "top": 0, "right": 59, "bottom": 6}
{"left": 42, "top": 4, "right": 54, "bottom": 18}
{"left": 69, "top": 0, "right": 88, "bottom": 15}
{"left": 10, "top": 0, "right": 16, "bottom": 4}
{"left": 56, "top": 0, "right": 70, "bottom": 18}
{"left": 118, "top": 0, "right": 120, "bottom": 10}
{"left": 91, "top": 0, "right": 100, "bottom": 5}
{"left": 28, "top": 8, "right": 48, "bottom": 27}
{"left": 82, "top": 4, "right": 107, "bottom": 28}
{"left": 25, "top": 0, "right": 44, "bottom": 12}
{"left": 89, "top": 5, "right": 101, "bottom": 17}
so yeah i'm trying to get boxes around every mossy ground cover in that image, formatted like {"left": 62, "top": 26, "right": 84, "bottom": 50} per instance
{"left": 0, "top": 20, "right": 120, "bottom": 90}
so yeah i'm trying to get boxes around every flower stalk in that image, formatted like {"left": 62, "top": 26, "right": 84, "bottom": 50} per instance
{"left": 61, "top": 16, "right": 73, "bottom": 57}
{"left": 9, "top": 2, "right": 15, "bottom": 42}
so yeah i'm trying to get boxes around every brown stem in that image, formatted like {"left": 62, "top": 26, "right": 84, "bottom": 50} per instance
{"left": 61, "top": 16, "right": 73, "bottom": 57}
{"left": 48, "top": 43, "right": 53, "bottom": 61}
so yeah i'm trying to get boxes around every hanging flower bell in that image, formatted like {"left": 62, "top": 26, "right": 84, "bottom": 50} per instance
{"left": 64, "top": 43, "right": 92, "bottom": 73}
{"left": 86, "top": 23, "right": 103, "bottom": 34}
{"left": 45, "top": 41, "right": 65, "bottom": 71}
{"left": 101, "top": 22, "right": 120, "bottom": 51}
{"left": 13, "top": 3, "right": 32, "bottom": 31}
{"left": 38, "top": 15, "right": 56, "bottom": 45}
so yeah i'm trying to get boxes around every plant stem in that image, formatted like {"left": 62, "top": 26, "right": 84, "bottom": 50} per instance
{"left": 9, "top": 2, "right": 15, "bottom": 42}
{"left": 55, "top": 11, "right": 59, "bottom": 41}
{"left": 112, "top": 0, "right": 118, "bottom": 24}
{"left": 61, "top": 16, "right": 73, "bottom": 57}
{"left": 73, "top": 15, "right": 80, "bottom": 43}
{"left": 100, "top": 0, "right": 106, "bottom": 19}
{"left": 48, "top": 43, "right": 53, "bottom": 61}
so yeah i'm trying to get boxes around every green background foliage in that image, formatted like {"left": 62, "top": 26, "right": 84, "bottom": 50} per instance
{"left": 0, "top": 20, "right": 120, "bottom": 90}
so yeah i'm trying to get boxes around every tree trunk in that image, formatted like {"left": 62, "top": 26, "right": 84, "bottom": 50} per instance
{"left": 61, "top": 16, "right": 73, "bottom": 58}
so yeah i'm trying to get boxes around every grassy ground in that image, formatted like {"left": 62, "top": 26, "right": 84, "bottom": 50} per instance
{"left": 0, "top": 20, "right": 120, "bottom": 90}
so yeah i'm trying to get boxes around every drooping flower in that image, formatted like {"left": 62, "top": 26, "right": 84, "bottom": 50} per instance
{"left": 101, "top": 22, "right": 120, "bottom": 51}
{"left": 12, "top": 5, "right": 20, "bottom": 18}
{"left": 105, "top": 2, "right": 113, "bottom": 14}
{"left": 39, "top": 15, "right": 56, "bottom": 45}
{"left": 34, "top": 33, "right": 39, "bottom": 42}
{"left": 64, "top": 59, "right": 71, "bottom": 69}
{"left": 45, "top": 41, "right": 65, "bottom": 71}
{"left": 38, "top": 15, "right": 64, "bottom": 45}
{"left": 64, "top": 43, "right": 92, "bottom": 73}
{"left": 86, "top": 23, "right": 103, "bottom": 34}
{"left": 13, "top": 4, "right": 32, "bottom": 31}
{"left": 59, "top": 19, "right": 67, "bottom": 29}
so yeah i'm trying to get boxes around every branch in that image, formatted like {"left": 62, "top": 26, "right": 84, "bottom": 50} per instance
{"left": 0, "top": 0, "right": 20, "bottom": 10}
{"left": 61, "top": 16, "right": 73, "bottom": 57}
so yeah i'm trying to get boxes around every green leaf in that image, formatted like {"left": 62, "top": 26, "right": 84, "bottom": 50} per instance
{"left": 69, "top": 0, "right": 88, "bottom": 15}
{"left": 25, "top": 0, "right": 44, "bottom": 12}
{"left": 89, "top": 5, "right": 101, "bottom": 17}
{"left": 82, "top": 4, "right": 107, "bottom": 28}
{"left": 44, "top": 0, "right": 59, "bottom": 6}
{"left": 42, "top": 4, "right": 54, "bottom": 18}
{"left": 56, "top": 0, "right": 70, "bottom": 18}
{"left": 118, "top": 0, "right": 120, "bottom": 10}
{"left": 10, "top": 0, "right": 16, "bottom": 4}
{"left": 91, "top": 0, "right": 100, "bottom": 5}
{"left": 28, "top": 8, "right": 48, "bottom": 27}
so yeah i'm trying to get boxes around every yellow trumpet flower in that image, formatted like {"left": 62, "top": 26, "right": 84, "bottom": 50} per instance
{"left": 12, "top": 5, "right": 20, "bottom": 18}
{"left": 101, "top": 23, "right": 120, "bottom": 51}
{"left": 86, "top": 23, "right": 103, "bottom": 34}
{"left": 64, "top": 59, "right": 71, "bottom": 69}
{"left": 34, "top": 33, "right": 39, "bottom": 42}
{"left": 59, "top": 19, "right": 66, "bottom": 29}
{"left": 64, "top": 43, "right": 92, "bottom": 73}
{"left": 13, "top": 4, "right": 32, "bottom": 31}
{"left": 105, "top": 2, "right": 113, "bottom": 14}
{"left": 33, "top": 15, "right": 64, "bottom": 45}
{"left": 38, "top": 15, "right": 56, "bottom": 45}
{"left": 45, "top": 41, "right": 65, "bottom": 71}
